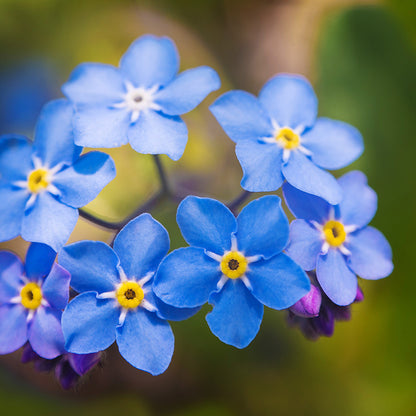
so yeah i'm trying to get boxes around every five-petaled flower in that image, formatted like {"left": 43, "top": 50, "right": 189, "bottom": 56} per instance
{"left": 0, "top": 243, "right": 70, "bottom": 358}
{"left": 210, "top": 74, "right": 364, "bottom": 204}
{"left": 63, "top": 34, "right": 221, "bottom": 161}
{"left": 153, "top": 195, "right": 310, "bottom": 348}
{"left": 283, "top": 171, "right": 393, "bottom": 306}
{"left": 0, "top": 99, "right": 116, "bottom": 251}
{"left": 60, "top": 214, "right": 198, "bottom": 375}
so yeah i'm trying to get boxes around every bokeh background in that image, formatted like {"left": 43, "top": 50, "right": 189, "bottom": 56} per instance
{"left": 0, "top": 0, "right": 415, "bottom": 415}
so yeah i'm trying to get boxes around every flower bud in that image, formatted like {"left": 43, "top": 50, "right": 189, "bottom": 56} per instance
{"left": 290, "top": 284, "right": 322, "bottom": 318}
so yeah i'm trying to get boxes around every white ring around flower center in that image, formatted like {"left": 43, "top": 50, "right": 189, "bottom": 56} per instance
{"left": 114, "top": 82, "right": 161, "bottom": 122}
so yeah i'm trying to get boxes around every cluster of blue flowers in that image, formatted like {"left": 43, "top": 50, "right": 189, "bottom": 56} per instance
{"left": 0, "top": 34, "right": 393, "bottom": 386}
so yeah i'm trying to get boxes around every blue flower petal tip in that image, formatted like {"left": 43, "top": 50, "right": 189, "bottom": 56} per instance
{"left": 63, "top": 34, "right": 220, "bottom": 160}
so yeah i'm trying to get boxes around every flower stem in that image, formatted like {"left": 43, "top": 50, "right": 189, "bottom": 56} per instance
{"left": 78, "top": 209, "right": 121, "bottom": 230}
{"left": 227, "top": 190, "right": 252, "bottom": 213}
{"left": 79, "top": 155, "right": 173, "bottom": 231}
{"left": 79, "top": 191, "right": 165, "bottom": 231}
{"left": 153, "top": 154, "right": 170, "bottom": 195}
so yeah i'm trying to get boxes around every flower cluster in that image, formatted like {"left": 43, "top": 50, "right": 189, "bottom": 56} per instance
{"left": 0, "top": 34, "right": 393, "bottom": 387}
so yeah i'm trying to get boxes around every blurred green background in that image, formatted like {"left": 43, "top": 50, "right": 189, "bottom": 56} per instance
{"left": 0, "top": 0, "right": 415, "bottom": 415}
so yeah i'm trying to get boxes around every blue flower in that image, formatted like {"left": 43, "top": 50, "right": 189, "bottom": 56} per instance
{"left": 62, "top": 34, "right": 221, "bottom": 161}
{"left": 59, "top": 214, "right": 197, "bottom": 375}
{"left": 0, "top": 99, "right": 116, "bottom": 251}
{"left": 283, "top": 171, "right": 393, "bottom": 306}
{"left": 153, "top": 195, "right": 310, "bottom": 348}
{"left": 210, "top": 74, "right": 364, "bottom": 204}
{"left": 0, "top": 243, "right": 70, "bottom": 358}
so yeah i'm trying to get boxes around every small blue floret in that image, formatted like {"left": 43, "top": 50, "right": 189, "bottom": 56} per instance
{"left": 62, "top": 34, "right": 221, "bottom": 161}
{"left": 210, "top": 74, "right": 364, "bottom": 204}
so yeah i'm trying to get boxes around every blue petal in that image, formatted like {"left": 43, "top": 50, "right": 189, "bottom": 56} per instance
{"left": 155, "top": 66, "right": 220, "bottom": 115}
{"left": 282, "top": 181, "right": 330, "bottom": 223}
{"left": 59, "top": 241, "right": 120, "bottom": 293}
{"left": 28, "top": 307, "right": 65, "bottom": 359}
{"left": 144, "top": 289, "right": 200, "bottom": 321}
{"left": 316, "top": 249, "right": 357, "bottom": 306}
{"left": 237, "top": 195, "right": 289, "bottom": 258}
{"left": 53, "top": 151, "right": 116, "bottom": 208}
{"left": 0, "top": 304, "right": 27, "bottom": 354}
{"left": 154, "top": 247, "right": 221, "bottom": 308}
{"left": 302, "top": 118, "right": 364, "bottom": 169}
{"left": 116, "top": 309, "right": 174, "bottom": 375}
{"left": 25, "top": 243, "right": 56, "bottom": 279}
{"left": 120, "top": 35, "right": 179, "bottom": 88}
{"left": 0, "top": 185, "right": 28, "bottom": 243}
{"left": 153, "top": 294, "right": 200, "bottom": 322}
{"left": 73, "top": 106, "right": 130, "bottom": 148}
{"left": 346, "top": 226, "right": 393, "bottom": 280}
{"left": 285, "top": 219, "right": 323, "bottom": 271}
{"left": 0, "top": 251, "right": 24, "bottom": 303}
{"left": 33, "top": 99, "right": 82, "bottom": 168}
{"left": 21, "top": 192, "right": 78, "bottom": 251}
{"left": 128, "top": 111, "right": 188, "bottom": 161}
{"left": 248, "top": 253, "right": 310, "bottom": 309}
{"left": 210, "top": 91, "right": 274, "bottom": 143}
{"left": 235, "top": 139, "right": 285, "bottom": 192}
{"left": 42, "top": 264, "right": 70, "bottom": 310}
{"left": 282, "top": 151, "right": 342, "bottom": 205}
{"left": 177, "top": 196, "right": 236, "bottom": 254}
{"left": 0, "top": 135, "right": 33, "bottom": 181}
{"left": 258, "top": 74, "right": 317, "bottom": 129}
{"left": 62, "top": 63, "right": 125, "bottom": 105}
{"left": 338, "top": 171, "right": 377, "bottom": 228}
{"left": 113, "top": 214, "right": 169, "bottom": 279}
{"left": 206, "top": 279, "right": 263, "bottom": 348}
{"left": 62, "top": 293, "right": 119, "bottom": 353}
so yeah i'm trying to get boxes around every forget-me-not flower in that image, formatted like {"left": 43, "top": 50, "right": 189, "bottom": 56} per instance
{"left": 0, "top": 99, "right": 116, "bottom": 251}
{"left": 153, "top": 195, "right": 310, "bottom": 348}
{"left": 210, "top": 74, "right": 364, "bottom": 204}
{"left": 60, "top": 214, "right": 198, "bottom": 375}
{"left": 63, "top": 34, "right": 221, "bottom": 161}
{"left": 283, "top": 171, "right": 393, "bottom": 306}
{"left": 0, "top": 243, "right": 70, "bottom": 358}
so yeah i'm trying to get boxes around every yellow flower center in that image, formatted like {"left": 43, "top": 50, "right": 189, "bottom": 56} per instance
{"left": 20, "top": 282, "right": 43, "bottom": 310}
{"left": 323, "top": 220, "right": 346, "bottom": 247}
{"left": 27, "top": 168, "right": 50, "bottom": 193}
{"left": 116, "top": 281, "right": 144, "bottom": 309}
{"left": 220, "top": 251, "right": 248, "bottom": 279}
{"left": 275, "top": 127, "right": 300, "bottom": 150}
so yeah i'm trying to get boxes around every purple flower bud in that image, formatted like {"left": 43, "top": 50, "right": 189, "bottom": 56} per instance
{"left": 290, "top": 284, "right": 322, "bottom": 318}
{"left": 312, "top": 306, "right": 335, "bottom": 337}
{"left": 330, "top": 304, "right": 352, "bottom": 321}
{"left": 55, "top": 360, "right": 80, "bottom": 390}
{"left": 68, "top": 353, "right": 101, "bottom": 376}
{"left": 21, "top": 343, "right": 39, "bottom": 364}
{"left": 354, "top": 286, "right": 364, "bottom": 303}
